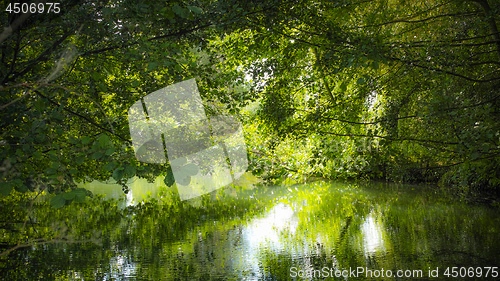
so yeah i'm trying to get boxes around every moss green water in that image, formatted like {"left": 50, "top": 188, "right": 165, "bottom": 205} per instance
{"left": 1, "top": 179, "right": 499, "bottom": 280}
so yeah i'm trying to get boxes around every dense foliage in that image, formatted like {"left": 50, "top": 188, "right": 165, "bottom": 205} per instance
{"left": 231, "top": 0, "right": 500, "bottom": 199}
{"left": 1, "top": 0, "right": 499, "bottom": 204}
{"left": 0, "top": 0, "right": 254, "bottom": 202}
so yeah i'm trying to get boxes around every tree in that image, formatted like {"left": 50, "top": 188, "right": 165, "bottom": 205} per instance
{"left": 215, "top": 0, "right": 500, "bottom": 194}
{"left": 1, "top": 0, "right": 499, "bottom": 206}
{"left": 0, "top": 0, "right": 250, "bottom": 205}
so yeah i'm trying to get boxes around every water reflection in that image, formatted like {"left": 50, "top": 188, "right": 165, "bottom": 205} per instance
{"left": 108, "top": 254, "right": 137, "bottom": 279}
{"left": 245, "top": 202, "right": 298, "bottom": 248}
{"left": 238, "top": 203, "right": 298, "bottom": 280}
{"left": 361, "top": 211, "right": 386, "bottom": 255}
{"left": 3, "top": 181, "right": 500, "bottom": 280}
{"left": 79, "top": 177, "right": 166, "bottom": 207}
{"left": 79, "top": 172, "right": 261, "bottom": 207}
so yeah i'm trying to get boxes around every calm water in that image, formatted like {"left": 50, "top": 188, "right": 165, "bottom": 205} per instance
{"left": 2, "top": 179, "right": 499, "bottom": 280}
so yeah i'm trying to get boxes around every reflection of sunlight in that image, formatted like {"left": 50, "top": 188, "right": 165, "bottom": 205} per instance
{"left": 238, "top": 202, "right": 298, "bottom": 280}
{"left": 247, "top": 202, "right": 298, "bottom": 246}
{"left": 125, "top": 189, "right": 134, "bottom": 206}
{"left": 361, "top": 212, "right": 386, "bottom": 254}
{"left": 109, "top": 254, "right": 136, "bottom": 279}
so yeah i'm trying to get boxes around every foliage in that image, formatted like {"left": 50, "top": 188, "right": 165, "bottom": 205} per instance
{"left": 0, "top": 0, "right": 256, "bottom": 205}
{"left": 1, "top": 0, "right": 498, "bottom": 201}
{"left": 222, "top": 0, "right": 500, "bottom": 197}
{"left": 0, "top": 184, "right": 270, "bottom": 279}
{"left": 1, "top": 0, "right": 500, "bottom": 265}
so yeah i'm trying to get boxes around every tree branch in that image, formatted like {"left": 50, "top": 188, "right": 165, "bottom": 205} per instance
{"left": 80, "top": 24, "right": 212, "bottom": 57}
{"left": 2, "top": 30, "right": 74, "bottom": 85}
{"left": 313, "top": 129, "right": 460, "bottom": 145}
{"left": 33, "top": 89, "right": 131, "bottom": 144}
{"left": 387, "top": 56, "right": 500, "bottom": 83}
{"left": 351, "top": 11, "right": 479, "bottom": 30}
{"left": 471, "top": 0, "right": 500, "bottom": 61}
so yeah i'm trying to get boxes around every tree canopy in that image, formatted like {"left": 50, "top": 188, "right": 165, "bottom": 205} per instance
{"left": 1, "top": 0, "right": 499, "bottom": 205}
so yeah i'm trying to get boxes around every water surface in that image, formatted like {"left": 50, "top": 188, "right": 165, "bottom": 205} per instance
{"left": 2, "top": 180, "right": 499, "bottom": 280}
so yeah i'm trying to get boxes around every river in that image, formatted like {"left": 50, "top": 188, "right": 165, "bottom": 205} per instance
{"left": 2, "top": 178, "right": 499, "bottom": 280}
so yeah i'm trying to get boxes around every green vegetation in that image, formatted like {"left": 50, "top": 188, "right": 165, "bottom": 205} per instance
{"left": 2, "top": 0, "right": 499, "bottom": 201}
{"left": 1, "top": 0, "right": 500, "bottom": 268}
{"left": 233, "top": 0, "right": 500, "bottom": 200}
{"left": 0, "top": 185, "right": 271, "bottom": 279}
{"left": 1, "top": 181, "right": 499, "bottom": 280}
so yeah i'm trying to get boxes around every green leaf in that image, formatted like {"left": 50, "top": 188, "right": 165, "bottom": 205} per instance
{"left": 357, "top": 77, "right": 365, "bottom": 84}
{"left": 105, "top": 147, "right": 115, "bottom": 155}
{"left": 0, "top": 182, "right": 13, "bottom": 196}
{"left": 91, "top": 151, "right": 103, "bottom": 160}
{"left": 15, "top": 181, "right": 28, "bottom": 193}
{"left": 340, "top": 82, "right": 347, "bottom": 91}
{"left": 187, "top": 5, "right": 202, "bottom": 14}
{"left": 164, "top": 168, "right": 175, "bottom": 187}
{"left": 112, "top": 167, "right": 124, "bottom": 181}
{"left": 73, "top": 188, "right": 87, "bottom": 203}
{"left": 82, "top": 136, "right": 91, "bottom": 145}
{"left": 33, "top": 151, "right": 42, "bottom": 160}
{"left": 131, "top": 80, "right": 140, "bottom": 87}
{"left": 50, "top": 194, "right": 66, "bottom": 209}
{"left": 147, "top": 62, "right": 158, "bottom": 71}
{"left": 103, "top": 161, "right": 118, "bottom": 172}
{"left": 163, "top": 8, "right": 175, "bottom": 19}
{"left": 124, "top": 165, "right": 136, "bottom": 178}
{"left": 76, "top": 155, "right": 85, "bottom": 165}
{"left": 73, "top": 193, "right": 86, "bottom": 203}
{"left": 102, "top": 7, "right": 112, "bottom": 16}
{"left": 471, "top": 152, "right": 480, "bottom": 160}
{"left": 98, "top": 83, "right": 107, "bottom": 92}
{"left": 98, "top": 134, "right": 111, "bottom": 147}
{"left": 44, "top": 167, "right": 57, "bottom": 175}
{"left": 63, "top": 191, "right": 76, "bottom": 200}
{"left": 172, "top": 4, "right": 188, "bottom": 18}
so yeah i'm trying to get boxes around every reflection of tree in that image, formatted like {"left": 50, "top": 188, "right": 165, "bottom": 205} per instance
{"left": 0, "top": 193, "right": 122, "bottom": 279}
{"left": 256, "top": 182, "right": 500, "bottom": 280}
{"left": 0, "top": 187, "right": 267, "bottom": 280}
{"left": 382, "top": 189, "right": 500, "bottom": 269}
{"left": 2, "top": 182, "right": 499, "bottom": 279}
{"left": 253, "top": 183, "right": 369, "bottom": 279}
